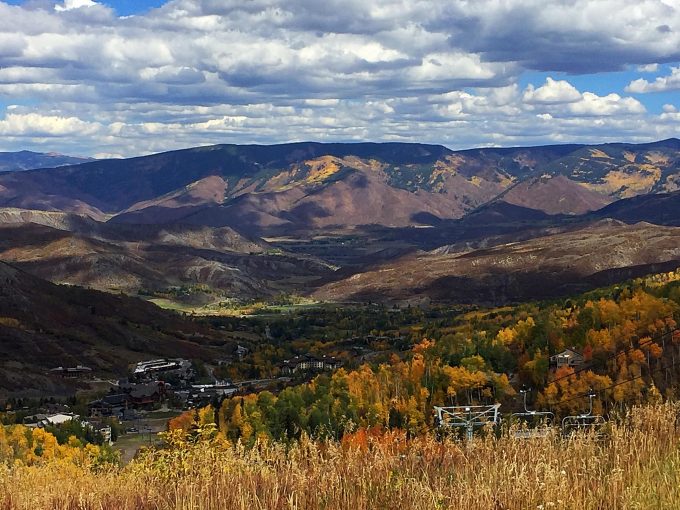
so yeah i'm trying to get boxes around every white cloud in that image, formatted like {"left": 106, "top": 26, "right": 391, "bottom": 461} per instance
{"left": 55, "top": 0, "right": 97, "bottom": 11}
{"left": 522, "top": 79, "right": 645, "bottom": 117}
{"left": 0, "top": 112, "right": 100, "bottom": 137}
{"left": 626, "top": 66, "right": 680, "bottom": 93}
{"left": 568, "top": 92, "right": 646, "bottom": 117}
{"left": 637, "top": 63, "right": 659, "bottom": 73}
{"left": 523, "top": 78, "right": 581, "bottom": 104}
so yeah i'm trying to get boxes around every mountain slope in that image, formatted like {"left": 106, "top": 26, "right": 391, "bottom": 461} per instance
{"left": 501, "top": 174, "right": 613, "bottom": 214}
{"left": 0, "top": 261, "right": 229, "bottom": 396}
{"left": 312, "top": 221, "right": 680, "bottom": 305}
{"left": 0, "top": 212, "right": 332, "bottom": 301}
{"left": 590, "top": 190, "right": 680, "bottom": 226}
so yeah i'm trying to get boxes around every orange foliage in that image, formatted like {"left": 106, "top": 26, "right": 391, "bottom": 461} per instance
{"left": 168, "top": 411, "right": 194, "bottom": 432}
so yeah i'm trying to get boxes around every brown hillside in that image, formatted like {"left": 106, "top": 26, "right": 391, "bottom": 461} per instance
{"left": 312, "top": 221, "right": 680, "bottom": 304}
{"left": 0, "top": 220, "right": 331, "bottom": 299}
{"left": 502, "top": 174, "right": 612, "bottom": 214}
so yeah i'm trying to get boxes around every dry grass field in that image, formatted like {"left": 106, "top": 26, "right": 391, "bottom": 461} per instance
{"left": 2, "top": 402, "right": 680, "bottom": 510}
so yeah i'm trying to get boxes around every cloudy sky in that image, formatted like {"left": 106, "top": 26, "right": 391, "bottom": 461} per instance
{"left": 0, "top": 0, "right": 679, "bottom": 157}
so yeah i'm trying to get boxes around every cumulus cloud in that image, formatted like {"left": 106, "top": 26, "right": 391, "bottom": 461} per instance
{"left": 637, "top": 63, "right": 659, "bottom": 73}
{"left": 55, "top": 0, "right": 98, "bottom": 11}
{"left": 626, "top": 66, "right": 680, "bottom": 93}
{"left": 523, "top": 78, "right": 581, "bottom": 104}
{"left": 0, "top": 112, "right": 100, "bottom": 136}
{"left": 438, "top": 0, "right": 680, "bottom": 73}
{"left": 522, "top": 78, "right": 645, "bottom": 117}
{"left": 0, "top": 0, "right": 676, "bottom": 155}
{"left": 567, "top": 92, "right": 646, "bottom": 117}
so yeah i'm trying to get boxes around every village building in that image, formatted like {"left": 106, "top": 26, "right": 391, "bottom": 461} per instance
{"left": 133, "top": 358, "right": 191, "bottom": 377}
{"left": 49, "top": 365, "right": 93, "bottom": 379}
{"left": 24, "top": 412, "right": 79, "bottom": 428}
{"left": 281, "top": 354, "right": 343, "bottom": 375}
{"left": 129, "top": 381, "right": 168, "bottom": 408}
{"left": 550, "top": 348, "right": 585, "bottom": 369}
{"left": 88, "top": 381, "right": 169, "bottom": 416}
{"left": 88, "top": 394, "right": 128, "bottom": 417}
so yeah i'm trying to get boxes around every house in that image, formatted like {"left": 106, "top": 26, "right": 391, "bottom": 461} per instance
{"left": 97, "top": 425, "right": 112, "bottom": 444}
{"left": 190, "top": 383, "right": 238, "bottom": 397}
{"left": 133, "top": 358, "right": 191, "bottom": 377}
{"left": 81, "top": 420, "right": 114, "bottom": 445}
{"left": 187, "top": 384, "right": 238, "bottom": 406}
{"left": 128, "top": 381, "right": 167, "bottom": 407}
{"left": 42, "top": 413, "right": 79, "bottom": 426}
{"left": 550, "top": 348, "right": 585, "bottom": 369}
{"left": 88, "top": 394, "right": 128, "bottom": 417}
{"left": 281, "top": 354, "right": 343, "bottom": 375}
{"left": 22, "top": 414, "right": 47, "bottom": 428}
{"left": 89, "top": 380, "right": 170, "bottom": 416}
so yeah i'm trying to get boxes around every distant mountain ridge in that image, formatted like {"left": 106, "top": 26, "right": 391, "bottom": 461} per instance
{"left": 0, "top": 150, "right": 93, "bottom": 172}
{"left": 0, "top": 139, "right": 678, "bottom": 233}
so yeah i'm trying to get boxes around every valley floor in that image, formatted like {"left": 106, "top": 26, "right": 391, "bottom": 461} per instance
{"left": 2, "top": 402, "right": 680, "bottom": 510}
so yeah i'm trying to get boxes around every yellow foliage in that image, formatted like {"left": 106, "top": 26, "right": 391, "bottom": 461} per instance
{"left": 0, "top": 424, "right": 113, "bottom": 468}
{"left": 303, "top": 156, "right": 342, "bottom": 184}
{"left": 0, "top": 317, "right": 22, "bottom": 329}
{"left": 588, "top": 148, "right": 612, "bottom": 159}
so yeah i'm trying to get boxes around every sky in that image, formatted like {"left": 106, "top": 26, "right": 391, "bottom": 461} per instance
{"left": 0, "top": 0, "right": 679, "bottom": 158}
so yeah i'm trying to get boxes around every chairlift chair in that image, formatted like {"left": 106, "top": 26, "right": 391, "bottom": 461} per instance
{"left": 561, "top": 389, "right": 605, "bottom": 437}
{"left": 510, "top": 387, "right": 554, "bottom": 439}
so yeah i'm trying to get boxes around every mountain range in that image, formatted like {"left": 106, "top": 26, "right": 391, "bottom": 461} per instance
{"left": 0, "top": 139, "right": 679, "bottom": 308}
{"left": 0, "top": 139, "right": 678, "bottom": 228}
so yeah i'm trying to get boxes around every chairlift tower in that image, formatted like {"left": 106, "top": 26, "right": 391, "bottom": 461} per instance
{"left": 434, "top": 404, "right": 501, "bottom": 441}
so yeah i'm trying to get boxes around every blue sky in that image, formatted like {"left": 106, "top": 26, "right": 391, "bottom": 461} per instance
{"left": 0, "top": 0, "right": 679, "bottom": 157}
{"left": 3, "top": 0, "right": 166, "bottom": 15}
{"left": 519, "top": 68, "right": 671, "bottom": 115}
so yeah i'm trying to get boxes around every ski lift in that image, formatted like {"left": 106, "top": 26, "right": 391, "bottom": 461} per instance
{"left": 510, "top": 386, "right": 554, "bottom": 439}
{"left": 561, "top": 389, "right": 605, "bottom": 437}
{"left": 434, "top": 404, "right": 501, "bottom": 441}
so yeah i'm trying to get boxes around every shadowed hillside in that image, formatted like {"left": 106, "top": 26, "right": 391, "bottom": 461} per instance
{"left": 0, "top": 261, "right": 231, "bottom": 396}
{"left": 313, "top": 221, "right": 680, "bottom": 304}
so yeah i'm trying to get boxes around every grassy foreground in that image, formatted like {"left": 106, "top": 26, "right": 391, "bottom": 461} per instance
{"left": 2, "top": 403, "right": 680, "bottom": 509}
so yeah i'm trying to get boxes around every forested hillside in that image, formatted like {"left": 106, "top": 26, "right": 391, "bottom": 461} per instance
{"left": 170, "top": 270, "right": 680, "bottom": 441}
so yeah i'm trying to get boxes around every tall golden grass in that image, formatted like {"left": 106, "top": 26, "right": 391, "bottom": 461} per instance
{"left": 2, "top": 402, "right": 680, "bottom": 510}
